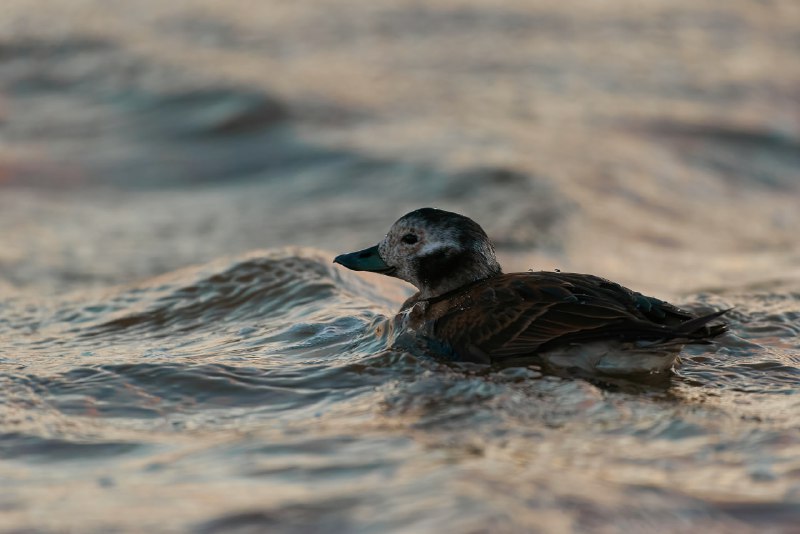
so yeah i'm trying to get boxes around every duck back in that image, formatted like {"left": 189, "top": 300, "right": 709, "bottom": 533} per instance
{"left": 402, "top": 271, "right": 728, "bottom": 374}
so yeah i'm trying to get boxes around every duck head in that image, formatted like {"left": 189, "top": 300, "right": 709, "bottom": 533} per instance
{"left": 334, "top": 208, "right": 502, "bottom": 299}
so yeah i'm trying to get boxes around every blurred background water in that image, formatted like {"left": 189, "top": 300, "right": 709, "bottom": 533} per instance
{"left": 1, "top": 1, "right": 799, "bottom": 532}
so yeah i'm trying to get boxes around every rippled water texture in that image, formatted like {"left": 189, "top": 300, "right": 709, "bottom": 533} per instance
{"left": 2, "top": 250, "right": 800, "bottom": 532}
{"left": 2, "top": 1, "right": 800, "bottom": 532}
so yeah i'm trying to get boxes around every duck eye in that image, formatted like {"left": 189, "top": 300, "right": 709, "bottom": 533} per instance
{"left": 401, "top": 233, "right": 418, "bottom": 245}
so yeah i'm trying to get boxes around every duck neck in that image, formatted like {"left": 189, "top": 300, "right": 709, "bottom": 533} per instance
{"left": 417, "top": 259, "right": 503, "bottom": 300}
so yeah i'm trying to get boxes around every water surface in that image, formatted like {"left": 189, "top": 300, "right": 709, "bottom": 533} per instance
{"left": 1, "top": 1, "right": 799, "bottom": 532}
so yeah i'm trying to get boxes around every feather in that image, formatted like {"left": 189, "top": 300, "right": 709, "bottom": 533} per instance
{"left": 408, "top": 272, "right": 729, "bottom": 366}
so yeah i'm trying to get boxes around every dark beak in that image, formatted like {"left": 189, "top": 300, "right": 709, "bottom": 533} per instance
{"left": 333, "top": 245, "right": 395, "bottom": 274}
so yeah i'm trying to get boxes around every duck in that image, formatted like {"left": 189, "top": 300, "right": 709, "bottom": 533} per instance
{"left": 334, "top": 207, "right": 728, "bottom": 375}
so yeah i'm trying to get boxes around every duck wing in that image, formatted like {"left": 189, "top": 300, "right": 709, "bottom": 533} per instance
{"left": 432, "top": 272, "right": 727, "bottom": 362}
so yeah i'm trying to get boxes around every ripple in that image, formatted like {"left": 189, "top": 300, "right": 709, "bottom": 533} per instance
{"left": 0, "top": 432, "right": 142, "bottom": 462}
{"left": 1, "top": 249, "right": 799, "bottom": 534}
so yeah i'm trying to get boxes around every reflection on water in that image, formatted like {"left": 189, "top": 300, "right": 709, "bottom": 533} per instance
{"left": 1, "top": 0, "right": 799, "bottom": 532}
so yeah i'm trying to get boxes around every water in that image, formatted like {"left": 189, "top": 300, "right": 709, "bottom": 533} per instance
{"left": 2, "top": 251, "right": 799, "bottom": 532}
{"left": 2, "top": 1, "right": 800, "bottom": 532}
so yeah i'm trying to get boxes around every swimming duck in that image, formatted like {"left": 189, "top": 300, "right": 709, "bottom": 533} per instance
{"left": 334, "top": 208, "right": 728, "bottom": 375}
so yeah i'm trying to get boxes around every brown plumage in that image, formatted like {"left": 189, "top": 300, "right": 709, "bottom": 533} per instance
{"left": 401, "top": 271, "right": 728, "bottom": 367}
{"left": 334, "top": 208, "right": 729, "bottom": 375}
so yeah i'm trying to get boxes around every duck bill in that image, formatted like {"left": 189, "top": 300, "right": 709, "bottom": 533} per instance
{"left": 333, "top": 245, "right": 395, "bottom": 274}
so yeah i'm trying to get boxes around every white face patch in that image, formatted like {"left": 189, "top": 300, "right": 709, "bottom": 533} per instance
{"left": 417, "top": 243, "right": 449, "bottom": 255}
{"left": 417, "top": 227, "right": 461, "bottom": 256}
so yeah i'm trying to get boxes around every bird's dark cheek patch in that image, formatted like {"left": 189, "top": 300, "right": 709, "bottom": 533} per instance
{"left": 414, "top": 249, "right": 472, "bottom": 288}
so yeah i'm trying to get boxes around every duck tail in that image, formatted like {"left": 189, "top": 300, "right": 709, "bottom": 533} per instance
{"left": 676, "top": 308, "right": 731, "bottom": 341}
